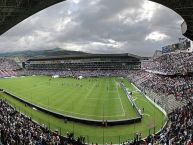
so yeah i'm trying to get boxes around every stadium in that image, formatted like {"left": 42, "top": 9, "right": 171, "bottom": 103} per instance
{"left": 0, "top": 0, "right": 193, "bottom": 145}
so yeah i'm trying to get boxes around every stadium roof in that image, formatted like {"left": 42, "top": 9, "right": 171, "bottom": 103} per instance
{"left": 0, "top": 0, "right": 65, "bottom": 35}
{"left": 150, "top": 0, "right": 193, "bottom": 40}
{"left": 0, "top": 0, "right": 193, "bottom": 40}
{"left": 27, "top": 53, "right": 141, "bottom": 61}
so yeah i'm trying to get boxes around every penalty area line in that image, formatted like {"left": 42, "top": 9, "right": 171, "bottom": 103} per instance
{"left": 114, "top": 79, "right": 126, "bottom": 116}
{"left": 142, "top": 113, "right": 150, "bottom": 117}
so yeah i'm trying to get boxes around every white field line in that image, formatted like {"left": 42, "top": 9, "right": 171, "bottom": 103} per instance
{"left": 108, "top": 80, "right": 117, "bottom": 93}
{"left": 107, "top": 79, "right": 110, "bottom": 93}
{"left": 131, "top": 85, "right": 151, "bottom": 117}
{"left": 132, "top": 90, "right": 139, "bottom": 93}
{"left": 113, "top": 79, "right": 125, "bottom": 116}
{"left": 86, "top": 82, "right": 97, "bottom": 99}
{"left": 143, "top": 113, "right": 150, "bottom": 117}
{"left": 133, "top": 98, "right": 137, "bottom": 101}
{"left": 106, "top": 80, "right": 117, "bottom": 93}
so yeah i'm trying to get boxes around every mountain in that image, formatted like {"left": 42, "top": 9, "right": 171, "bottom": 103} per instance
{"left": 0, "top": 48, "right": 87, "bottom": 57}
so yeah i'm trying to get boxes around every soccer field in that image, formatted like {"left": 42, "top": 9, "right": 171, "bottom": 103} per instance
{"left": 0, "top": 76, "right": 138, "bottom": 120}
{"left": 0, "top": 76, "right": 167, "bottom": 144}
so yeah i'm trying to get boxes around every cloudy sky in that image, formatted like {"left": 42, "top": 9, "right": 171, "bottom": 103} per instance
{"left": 0, "top": 0, "right": 184, "bottom": 56}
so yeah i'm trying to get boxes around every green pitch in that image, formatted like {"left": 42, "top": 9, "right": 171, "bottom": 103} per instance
{"left": 0, "top": 76, "right": 167, "bottom": 144}
{"left": 0, "top": 76, "right": 138, "bottom": 120}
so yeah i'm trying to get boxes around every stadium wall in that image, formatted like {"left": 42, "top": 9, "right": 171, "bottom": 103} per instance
{"left": 2, "top": 89, "right": 142, "bottom": 126}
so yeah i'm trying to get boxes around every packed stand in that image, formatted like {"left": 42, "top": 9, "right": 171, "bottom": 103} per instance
{"left": 0, "top": 58, "right": 21, "bottom": 78}
{"left": 120, "top": 101, "right": 193, "bottom": 145}
{"left": 18, "top": 70, "right": 129, "bottom": 78}
{"left": 72, "top": 70, "right": 128, "bottom": 77}
{"left": 20, "top": 70, "right": 73, "bottom": 77}
{"left": 128, "top": 70, "right": 193, "bottom": 100}
{"left": 162, "top": 101, "right": 193, "bottom": 145}
{"left": 0, "top": 70, "right": 17, "bottom": 78}
{"left": 0, "top": 100, "right": 86, "bottom": 145}
{"left": 0, "top": 58, "right": 21, "bottom": 71}
{"left": 142, "top": 52, "right": 193, "bottom": 75}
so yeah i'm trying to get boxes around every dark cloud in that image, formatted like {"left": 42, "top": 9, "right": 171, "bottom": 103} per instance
{"left": 0, "top": 0, "right": 184, "bottom": 56}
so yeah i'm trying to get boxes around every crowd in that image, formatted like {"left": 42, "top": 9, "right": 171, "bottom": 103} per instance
{"left": 142, "top": 52, "right": 193, "bottom": 75}
{"left": 0, "top": 58, "right": 21, "bottom": 78}
{"left": 121, "top": 101, "right": 193, "bottom": 145}
{"left": 0, "top": 100, "right": 85, "bottom": 145}
{"left": 0, "top": 70, "right": 17, "bottom": 78}
{"left": 72, "top": 70, "right": 128, "bottom": 77}
{"left": 16, "top": 70, "right": 129, "bottom": 78}
{"left": 21, "top": 70, "right": 73, "bottom": 77}
{"left": 127, "top": 70, "right": 193, "bottom": 100}
{"left": 0, "top": 58, "right": 21, "bottom": 71}
{"left": 161, "top": 101, "right": 193, "bottom": 145}
{"left": 1, "top": 96, "right": 192, "bottom": 145}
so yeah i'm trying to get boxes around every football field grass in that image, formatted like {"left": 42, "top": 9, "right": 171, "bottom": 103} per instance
{"left": 0, "top": 76, "right": 167, "bottom": 144}
{"left": 0, "top": 76, "right": 138, "bottom": 120}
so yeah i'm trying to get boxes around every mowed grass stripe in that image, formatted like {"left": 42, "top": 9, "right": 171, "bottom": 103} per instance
{"left": 113, "top": 78, "right": 138, "bottom": 118}
{"left": 74, "top": 81, "right": 97, "bottom": 117}
{"left": 0, "top": 76, "right": 138, "bottom": 120}
{"left": 1, "top": 77, "right": 108, "bottom": 118}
